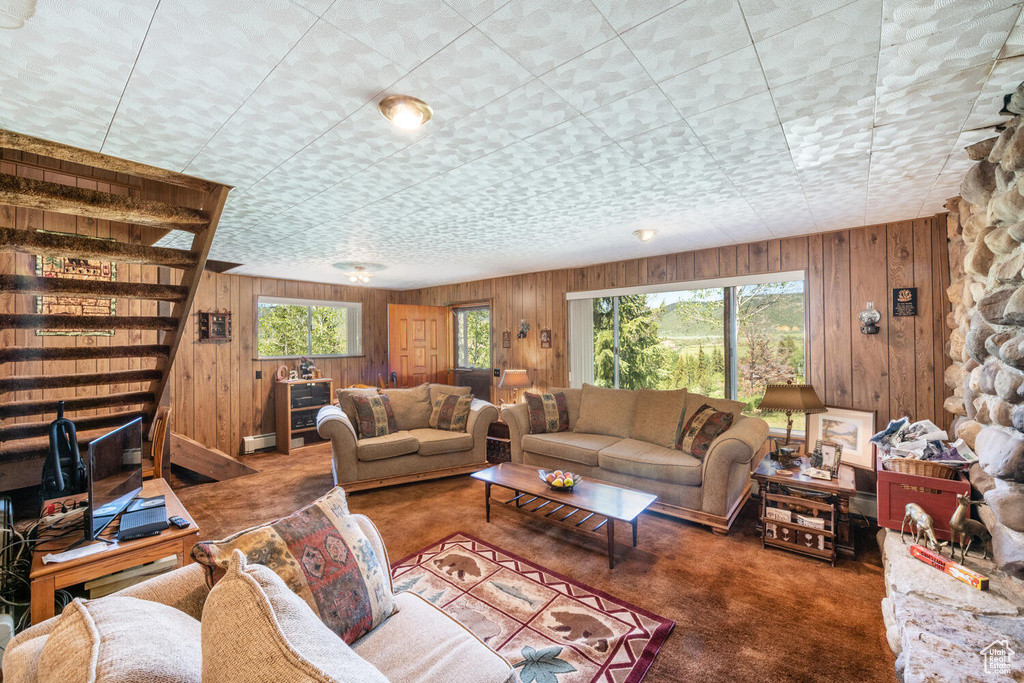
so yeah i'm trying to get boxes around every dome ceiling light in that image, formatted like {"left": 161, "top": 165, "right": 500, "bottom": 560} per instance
{"left": 378, "top": 95, "right": 432, "bottom": 130}
{"left": 633, "top": 229, "right": 657, "bottom": 242}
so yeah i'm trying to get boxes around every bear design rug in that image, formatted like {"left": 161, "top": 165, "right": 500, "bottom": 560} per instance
{"left": 391, "top": 533, "right": 674, "bottom": 683}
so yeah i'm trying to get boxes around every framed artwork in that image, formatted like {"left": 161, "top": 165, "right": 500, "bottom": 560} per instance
{"left": 540, "top": 328, "right": 551, "bottom": 348}
{"left": 502, "top": 329, "right": 511, "bottom": 348}
{"left": 807, "top": 407, "right": 875, "bottom": 469}
{"left": 819, "top": 441, "right": 842, "bottom": 477}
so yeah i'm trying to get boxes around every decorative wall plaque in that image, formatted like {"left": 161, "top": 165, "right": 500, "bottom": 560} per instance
{"left": 540, "top": 328, "right": 552, "bottom": 348}
{"left": 892, "top": 287, "right": 917, "bottom": 317}
{"left": 502, "top": 329, "right": 511, "bottom": 348}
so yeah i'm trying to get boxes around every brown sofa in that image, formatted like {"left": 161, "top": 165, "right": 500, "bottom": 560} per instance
{"left": 501, "top": 384, "right": 769, "bottom": 533}
{"left": 318, "top": 383, "right": 498, "bottom": 491}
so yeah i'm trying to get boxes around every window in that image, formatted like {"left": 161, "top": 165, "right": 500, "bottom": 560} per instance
{"left": 257, "top": 296, "right": 361, "bottom": 358}
{"left": 568, "top": 272, "right": 806, "bottom": 431}
{"left": 454, "top": 306, "right": 490, "bottom": 369}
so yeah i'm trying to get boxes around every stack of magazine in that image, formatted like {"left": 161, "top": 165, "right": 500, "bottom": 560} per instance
{"left": 869, "top": 417, "right": 977, "bottom": 471}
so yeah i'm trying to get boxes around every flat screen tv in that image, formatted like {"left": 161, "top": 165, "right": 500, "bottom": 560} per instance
{"left": 86, "top": 418, "right": 143, "bottom": 541}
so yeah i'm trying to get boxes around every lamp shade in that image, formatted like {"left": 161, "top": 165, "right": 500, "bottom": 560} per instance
{"left": 758, "top": 383, "right": 826, "bottom": 414}
{"left": 498, "top": 369, "right": 532, "bottom": 389}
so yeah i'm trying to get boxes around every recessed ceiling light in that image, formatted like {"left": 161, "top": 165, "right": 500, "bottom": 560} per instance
{"left": 378, "top": 95, "right": 432, "bottom": 130}
{"left": 633, "top": 229, "right": 657, "bottom": 242}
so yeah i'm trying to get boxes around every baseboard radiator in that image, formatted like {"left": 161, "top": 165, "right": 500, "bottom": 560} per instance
{"left": 242, "top": 433, "right": 276, "bottom": 454}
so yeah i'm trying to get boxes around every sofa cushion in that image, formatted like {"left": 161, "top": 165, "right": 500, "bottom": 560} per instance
{"left": 380, "top": 383, "right": 432, "bottom": 430}
{"left": 677, "top": 404, "right": 734, "bottom": 460}
{"left": 521, "top": 431, "right": 620, "bottom": 467}
{"left": 408, "top": 428, "right": 474, "bottom": 455}
{"left": 685, "top": 391, "right": 745, "bottom": 420}
{"left": 336, "top": 387, "right": 379, "bottom": 426}
{"left": 429, "top": 383, "right": 472, "bottom": 405}
{"left": 356, "top": 431, "right": 420, "bottom": 461}
{"left": 37, "top": 595, "right": 202, "bottom": 683}
{"left": 524, "top": 392, "right": 570, "bottom": 433}
{"left": 202, "top": 550, "right": 388, "bottom": 683}
{"left": 631, "top": 388, "right": 687, "bottom": 449}
{"left": 549, "top": 386, "right": 582, "bottom": 429}
{"left": 599, "top": 438, "right": 704, "bottom": 486}
{"left": 574, "top": 383, "right": 637, "bottom": 438}
{"left": 353, "top": 591, "right": 513, "bottom": 683}
{"left": 429, "top": 393, "right": 474, "bottom": 432}
{"left": 191, "top": 487, "right": 395, "bottom": 644}
{"left": 351, "top": 393, "right": 398, "bottom": 438}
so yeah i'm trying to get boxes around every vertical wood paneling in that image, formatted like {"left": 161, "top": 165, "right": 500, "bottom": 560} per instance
{"left": 887, "top": 221, "right": 916, "bottom": 420}
{"left": 807, "top": 234, "right": 827, "bottom": 398}
{"left": 849, "top": 225, "right": 889, "bottom": 426}
{"left": 822, "top": 231, "right": 852, "bottom": 406}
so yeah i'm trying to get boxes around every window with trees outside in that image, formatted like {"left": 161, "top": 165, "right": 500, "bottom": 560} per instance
{"left": 569, "top": 272, "right": 806, "bottom": 432}
{"left": 257, "top": 296, "right": 362, "bottom": 358}
{"left": 454, "top": 306, "right": 490, "bottom": 369}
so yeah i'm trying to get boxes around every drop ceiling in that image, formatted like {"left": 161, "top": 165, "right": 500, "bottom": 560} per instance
{"left": 2, "top": 0, "right": 1022, "bottom": 288}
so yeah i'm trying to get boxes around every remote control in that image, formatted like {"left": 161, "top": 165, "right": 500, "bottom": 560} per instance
{"left": 168, "top": 515, "right": 190, "bottom": 529}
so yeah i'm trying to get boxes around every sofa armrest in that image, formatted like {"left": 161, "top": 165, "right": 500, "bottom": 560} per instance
{"left": 317, "top": 405, "right": 358, "bottom": 485}
{"left": 352, "top": 513, "right": 394, "bottom": 596}
{"left": 700, "top": 416, "right": 769, "bottom": 517}
{"left": 467, "top": 399, "right": 499, "bottom": 441}
{"left": 500, "top": 403, "right": 529, "bottom": 464}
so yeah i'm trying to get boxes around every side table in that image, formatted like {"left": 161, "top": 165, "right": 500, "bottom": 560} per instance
{"left": 486, "top": 419, "right": 511, "bottom": 463}
{"left": 30, "top": 477, "right": 199, "bottom": 624}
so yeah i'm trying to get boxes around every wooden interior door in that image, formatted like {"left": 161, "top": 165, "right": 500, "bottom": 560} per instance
{"left": 388, "top": 304, "right": 450, "bottom": 386}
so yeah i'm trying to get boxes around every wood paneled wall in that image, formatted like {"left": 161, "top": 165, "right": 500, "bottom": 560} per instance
{"left": 166, "top": 271, "right": 395, "bottom": 456}
{"left": 399, "top": 216, "right": 953, "bottom": 433}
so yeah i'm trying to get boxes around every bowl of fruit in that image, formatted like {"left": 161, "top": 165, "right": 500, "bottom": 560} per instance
{"left": 538, "top": 469, "right": 581, "bottom": 492}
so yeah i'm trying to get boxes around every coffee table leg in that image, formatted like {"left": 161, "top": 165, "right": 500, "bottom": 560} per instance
{"left": 485, "top": 482, "right": 491, "bottom": 523}
{"left": 607, "top": 519, "right": 615, "bottom": 569}
{"left": 632, "top": 518, "right": 638, "bottom": 547}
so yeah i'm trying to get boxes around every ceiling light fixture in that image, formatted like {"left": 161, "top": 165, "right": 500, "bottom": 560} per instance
{"left": 633, "top": 229, "right": 657, "bottom": 242}
{"left": 348, "top": 266, "right": 372, "bottom": 284}
{"left": 378, "top": 94, "right": 432, "bottom": 130}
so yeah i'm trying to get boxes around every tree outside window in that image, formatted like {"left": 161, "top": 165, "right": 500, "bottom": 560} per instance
{"left": 257, "top": 297, "right": 361, "bottom": 358}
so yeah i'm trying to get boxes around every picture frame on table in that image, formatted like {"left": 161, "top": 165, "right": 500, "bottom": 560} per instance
{"left": 819, "top": 441, "right": 842, "bottom": 478}
{"left": 806, "top": 407, "right": 876, "bottom": 469}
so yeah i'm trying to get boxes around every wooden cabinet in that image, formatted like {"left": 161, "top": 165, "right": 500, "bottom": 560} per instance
{"left": 275, "top": 379, "right": 333, "bottom": 454}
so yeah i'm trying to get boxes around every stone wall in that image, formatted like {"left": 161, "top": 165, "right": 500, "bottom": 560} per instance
{"left": 947, "top": 85, "right": 1024, "bottom": 581}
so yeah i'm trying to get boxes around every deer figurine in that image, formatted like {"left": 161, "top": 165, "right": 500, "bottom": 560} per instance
{"left": 949, "top": 494, "right": 992, "bottom": 564}
{"left": 901, "top": 503, "right": 941, "bottom": 553}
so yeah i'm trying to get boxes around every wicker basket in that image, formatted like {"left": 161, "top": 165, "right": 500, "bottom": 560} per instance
{"left": 882, "top": 457, "right": 957, "bottom": 481}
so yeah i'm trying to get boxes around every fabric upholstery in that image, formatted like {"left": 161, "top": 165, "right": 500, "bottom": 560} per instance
{"left": 630, "top": 388, "right": 688, "bottom": 448}
{"left": 684, "top": 392, "right": 745, "bottom": 420}
{"left": 523, "top": 392, "right": 570, "bottom": 434}
{"left": 428, "top": 383, "right": 471, "bottom": 405}
{"left": 408, "top": 428, "right": 474, "bottom": 455}
{"left": 356, "top": 431, "right": 419, "bottom": 462}
{"left": 335, "top": 387, "right": 379, "bottom": 426}
{"left": 701, "top": 416, "right": 770, "bottom": 516}
{"left": 521, "top": 431, "right": 620, "bottom": 467}
{"left": 202, "top": 550, "right": 389, "bottom": 683}
{"left": 547, "top": 387, "right": 582, "bottom": 429}
{"left": 191, "top": 487, "right": 395, "bottom": 644}
{"left": 37, "top": 595, "right": 202, "bottom": 683}
{"left": 351, "top": 393, "right": 398, "bottom": 439}
{"left": 599, "top": 439, "right": 703, "bottom": 486}
{"left": 574, "top": 384, "right": 636, "bottom": 438}
{"left": 353, "top": 591, "right": 513, "bottom": 683}
{"left": 380, "top": 384, "right": 432, "bottom": 430}
{"left": 429, "top": 393, "right": 474, "bottom": 432}
{"left": 677, "top": 404, "right": 734, "bottom": 459}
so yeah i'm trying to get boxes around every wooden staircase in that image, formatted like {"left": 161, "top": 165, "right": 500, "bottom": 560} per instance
{"left": 0, "top": 129, "right": 230, "bottom": 488}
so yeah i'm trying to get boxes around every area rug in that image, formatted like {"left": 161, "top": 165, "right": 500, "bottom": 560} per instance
{"left": 391, "top": 533, "right": 674, "bottom": 683}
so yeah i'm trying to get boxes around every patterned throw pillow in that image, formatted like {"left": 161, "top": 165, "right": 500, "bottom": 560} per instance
{"left": 675, "top": 403, "right": 734, "bottom": 459}
{"left": 191, "top": 487, "right": 395, "bottom": 644}
{"left": 428, "top": 393, "right": 474, "bottom": 431}
{"left": 350, "top": 393, "right": 397, "bottom": 439}
{"left": 524, "top": 392, "right": 570, "bottom": 434}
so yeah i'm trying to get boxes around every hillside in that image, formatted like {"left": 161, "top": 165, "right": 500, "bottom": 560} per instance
{"left": 654, "top": 292, "right": 804, "bottom": 339}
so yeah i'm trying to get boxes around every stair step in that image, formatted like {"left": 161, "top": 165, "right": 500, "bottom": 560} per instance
{"left": 0, "top": 392, "right": 155, "bottom": 419}
{"left": 0, "top": 427, "right": 116, "bottom": 459}
{"left": 0, "top": 173, "right": 208, "bottom": 232}
{"left": 0, "top": 228, "right": 198, "bottom": 268}
{"left": 0, "top": 314, "right": 178, "bottom": 331}
{"left": 0, "top": 345, "right": 169, "bottom": 364}
{"left": 0, "top": 275, "right": 189, "bottom": 302}
{"left": 0, "top": 370, "right": 163, "bottom": 393}
{"left": 0, "top": 410, "right": 150, "bottom": 441}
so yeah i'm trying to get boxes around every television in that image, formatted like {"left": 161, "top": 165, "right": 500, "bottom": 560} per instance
{"left": 86, "top": 418, "right": 144, "bottom": 541}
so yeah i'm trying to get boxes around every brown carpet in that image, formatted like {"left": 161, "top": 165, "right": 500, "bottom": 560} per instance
{"left": 173, "top": 446, "right": 897, "bottom": 683}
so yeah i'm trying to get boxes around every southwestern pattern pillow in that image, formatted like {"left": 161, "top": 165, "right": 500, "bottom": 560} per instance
{"left": 429, "top": 393, "right": 474, "bottom": 431}
{"left": 524, "top": 392, "right": 570, "bottom": 434}
{"left": 676, "top": 403, "right": 733, "bottom": 460}
{"left": 190, "top": 487, "right": 395, "bottom": 644}
{"left": 350, "top": 393, "right": 397, "bottom": 439}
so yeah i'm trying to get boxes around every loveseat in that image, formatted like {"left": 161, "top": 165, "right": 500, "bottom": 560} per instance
{"left": 2, "top": 513, "right": 513, "bottom": 683}
{"left": 501, "top": 384, "right": 769, "bottom": 533}
{"left": 318, "top": 383, "right": 498, "bottom": 492}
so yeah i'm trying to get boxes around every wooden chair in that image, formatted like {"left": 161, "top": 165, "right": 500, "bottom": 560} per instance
{"left": 144, "top": 406, "right": 171, "bottom": 480}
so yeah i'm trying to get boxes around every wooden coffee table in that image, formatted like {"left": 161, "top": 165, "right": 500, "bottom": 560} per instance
{"left": 471, "top": 463, "right": 657, "bottom": 568}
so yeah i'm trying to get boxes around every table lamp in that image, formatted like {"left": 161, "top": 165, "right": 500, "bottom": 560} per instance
{"left": 758, "top": 380, "right": 826, "bottom": 459}
{"left": 498, "top": 369, "right": 531, "bottom": 404}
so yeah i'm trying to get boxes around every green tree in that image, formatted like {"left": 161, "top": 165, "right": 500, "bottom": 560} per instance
{"left": 456, "top": 309, "right": 490, "bottom": 368}
{"left": 593, "top": 294, "right": 668, "bottom": 390}
{"left": 258, "top": 303, "right": 308, "bottom": 357}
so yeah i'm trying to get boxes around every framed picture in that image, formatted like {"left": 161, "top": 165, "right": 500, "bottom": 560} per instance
{"left": 540, "top": 328, "right": 551, "bottom": 348}
{"left": 502, "top": 330, "right": 511, "bottom": 348}
{"left": 806, "top": 407, "right": 876, "bottom": 469}
{"left": 819, "top": 441, "right": 842, "bottom": 477}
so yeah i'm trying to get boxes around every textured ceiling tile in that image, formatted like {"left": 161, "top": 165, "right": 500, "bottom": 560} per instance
{"left": 469, "top": 79, "right": 577, "bottom": 139}
{"left": 588, "top": 0, "right": 683, "bottom": 33}
{"left": 881, "top": 0, "right": 1019, "bottom": 45}
{"left": 292, "top": 0, "right": 336, "bottom": 15}
{"left": 621, "top": 0, "right": 751, "bottom": 82}
{"left": 322, "top": 0, "right": 471, "bottom": 70}
{"left": 784, "top": 104, "right": 873, "bottom": 169}
{"left": 615, "top": 119, "right": 702, "bottom": 164}
{"left": 738, "top": 0, "right": 856, "bottom": 42}
{"left": 755, "top": 0, "right": 882, "bottom": 89}
{"left": 523, "top": 115, "right": 615, "bottom": 164}
{"left": 771, "top": 54, "right": 877, "bottom": 123}
{"left": 443, "top": 0, "right": 510, "bottom": 24}
{"left": 583, "top": 84, "right": 682, "bottom": 141}
{"left": 659, "top": 45, "right": 769, "bottom": 118}
{"left": 0, "top": 97, "right": 111, "bottom": 150}
{"left": 685, "top": 90, "right": 780, "bottom": 144}
{"left": 477, "top": 0, "right": 616, "bottom": 75}
{"left": 964, "top": 55, "right": 1024, "bottom": 130}
{"left": 875, "top": 64, "right": 989, "bottom": 128}
{"left": 1001, "top": 6, "right": 1024, "bottom": 57}
{"left": 538, "top": 37, "right": 654, "bottom": 113}
{"left": 704, "top": 124, "right": 791, "bottom": 167}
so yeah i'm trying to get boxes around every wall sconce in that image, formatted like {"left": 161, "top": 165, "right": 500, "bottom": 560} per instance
{"left": 859, "top": 302, "right": 880, "bottom": 335}
{"left": 517, "top": 319, "right": 530, "bottom": 339}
